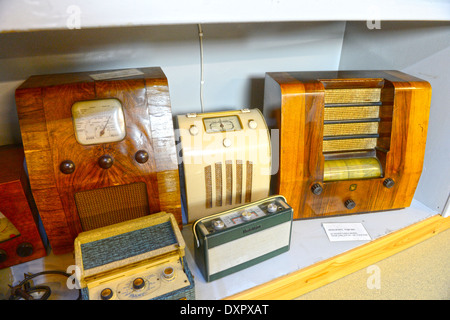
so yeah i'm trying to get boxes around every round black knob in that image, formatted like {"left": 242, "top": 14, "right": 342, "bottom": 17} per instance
{"left": 344, "top": 199, "right": 356, "bottom": 210}
{"left": 16, "top": 242, "right": 33, "bottom": 257}
{"left": 0, "top": 249, "right": 7, "bottom": 263}
{"left": 135, "top": 150, "right": 149, "bottom": 164}
{"left": 383, "top": 178, "right": 395, "bottom": 189}
{"left": 98, "top": 155, "right": 114, "bottom": 169}
{"left": 133, "top": 277, "right": 145, "bottom": 290}
{"left": 60, "top": 160, "right": 75, "bottom": 174}
{"left": 311, "top": 183, "right": 323, "bottom": 195}
{"left": 100, "top": 288, "right": 113, "bottom": 300}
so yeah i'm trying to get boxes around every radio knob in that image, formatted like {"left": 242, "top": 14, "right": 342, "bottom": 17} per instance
{"left": 223, "top": 138, "right": 232, "bottom": 148}
{"left": 212, "top": 219, "right": 225, "bottom": 231}
{"left": 383, "top": 178, "right": 395, "bottom": 189}
{"left": 344, "top": 199, "right": 356, "bottom": 210}
{"left": 241, "top": 211, "right": 253, "bottom": 221}
{"left": 135, "top": 150, "right": 149, "bottom": 164}
{"left": 16, "top": 242, "right": 33, "bottom": 257}
{"left": 0, "top": 250, "right": 7, "bottom": 263}
{"left": 60, "top": 160, "right": 75, "bottom": 174}
{"left": 100, "top": 288, "right": 113, "bottom": 300}
{"left": 248, "top": 120, "right": 258, "bottom": 129}
{"left": 311, "top": 183, "right": 323, "bottom": 195}
{"left": 189, "top": 125, "right": 199, "bottom": 136}
{"left": 98, "top": 155, "right": 114, "bottom": 169}
{"left": 267, "top": 203, "right": 278, "bottom": 213}
{"left": 162, "top": 267, "right": 175, "bottom": 280}
{"left": 132, "top": 277, "right": 145, "bottom": 290}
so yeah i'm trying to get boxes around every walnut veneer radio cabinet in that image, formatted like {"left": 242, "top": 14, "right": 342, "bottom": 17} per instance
{"left": 264, "top": 70, "right": 431, "bottom": 219}
{"left": 15, "top": 67, "right": 182, "bottom": 254}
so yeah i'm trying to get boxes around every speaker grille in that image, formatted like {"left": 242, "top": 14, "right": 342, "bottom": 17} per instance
{"left": 322, "top": 84, "right": 381, "bottom": 153}
{"left": 74, "top": 182, "right": 149, "bottom": 231}
{"left": 321, "top": 80, "right": 385, "bottom": 181}
{"left": 204, "top": 160, "right": 252, "bottom": 209}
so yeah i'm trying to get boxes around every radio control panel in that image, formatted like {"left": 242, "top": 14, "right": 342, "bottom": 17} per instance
{"left": 88, "top": 259, "right": 189, "bottom": 300}
{"left": 197, "top": 196, "right": 290, "bottom": 236}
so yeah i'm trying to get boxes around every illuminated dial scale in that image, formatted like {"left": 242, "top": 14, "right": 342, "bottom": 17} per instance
{"left": 203, "top": 115, "right": 242, "bottom": 133}
{"left": 188, "top": 113, "right": 259, "bottom": 149}
{"left": 72, "top": 99, "right": 126, "bottom": 146}
{"left": 92, "top": 260, "right": 188, "bottom": 300}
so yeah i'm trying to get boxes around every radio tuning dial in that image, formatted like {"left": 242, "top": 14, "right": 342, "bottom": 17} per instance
{"left": 16, "top": 242, "right": 33, "bottom": 257}
{"left": 311, "top": 183, "right": 323, "bottom": 195}
{"left": 267, "top": 203, "right": 278, "bottom": 213}
{"left": 98, "top": 155, "right": 114, "bottom": 169}
{"left": 248, "top": 120, "right": 258, "bottom": 129}
{"left": 383, "top": 178, "right": 395, "bottom": 189}
{"left": 135, "top": 150, "right": 149, "bottom": 164}
{"left": 241, "top": 211, "right": 253, "bottom": 221}
{"left": 100, "top": 288, "right": 113, "bottom": 300}
{"left": 0, "top": 250, "right": 7, "bottom": 263}
{"left": 344, "top": 199, "right": 356, "bottom": 210}
{"left": 60, "top": 160, "right": 75, "bottom": 174}
{"left": 163, "top": 266, "right": 175, "bottom": 280}
{"left": 223, "top": 138, "right": 232, "bottom": 148}
{"left": 212, "top": 219, "right": 225, "bottom": 231}
{"left": 189, "top": 125, "right": 199, "bottom": 136}
{"left": 132, "top": 277, "right": 145, "bottom": 290}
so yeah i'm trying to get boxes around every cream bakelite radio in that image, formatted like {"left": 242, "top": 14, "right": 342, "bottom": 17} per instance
{"left": 177, "top": 109, "right": 271, "bottom": 223}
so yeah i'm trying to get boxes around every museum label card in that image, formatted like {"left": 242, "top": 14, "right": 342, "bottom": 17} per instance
{"left": 322, "top": 222, "right": 371, "bottom": 242}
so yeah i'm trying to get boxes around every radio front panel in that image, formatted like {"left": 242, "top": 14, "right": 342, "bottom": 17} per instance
{"left": 15, "top": 67, "right": 182, "bottom": 254}
{"left": 264, "top": 70, "right": 431, "bottom": 219}
{"left": 177, "top": 109, "right": 271, "bottom": 223}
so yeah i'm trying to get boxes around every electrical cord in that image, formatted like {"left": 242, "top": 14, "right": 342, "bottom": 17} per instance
{"left": 8, "top": 270, "right": 81, "bottom": 300}
{"left": 198, "top": 23, "right": 205, "bottom": 113}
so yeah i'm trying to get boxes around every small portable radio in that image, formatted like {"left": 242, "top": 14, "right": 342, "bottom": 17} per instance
{"left": 74, "top": 212, "right": 195, "bottom": 300}
{"left": 193, "top": 195, "right": 293, "bottom": 282}
{"left": 177, "top": 108, "right": 272, "bottom": 223}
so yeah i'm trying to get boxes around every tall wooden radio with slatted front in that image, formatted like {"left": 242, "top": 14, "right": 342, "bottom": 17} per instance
{"left": 264, "top": 71, "right": 431, "bottom": 219}
{"left": 15, "top": 67, "right": 182, "bottom": 254}
{"left": 177, "top": 109, "right": 271, "bottom": 223}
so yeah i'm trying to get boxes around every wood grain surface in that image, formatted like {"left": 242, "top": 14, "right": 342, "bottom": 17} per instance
{"left": 264, "top": 70, "right": 431, "bottom": 219}
{"left": 15, "top": 67, "right": 182, "bottom": 254}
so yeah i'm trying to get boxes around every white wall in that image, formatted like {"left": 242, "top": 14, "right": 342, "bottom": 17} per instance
{"left": 1, "top": 20, "right": 447, "bottom": 214}
{"left": 1, "top": 0, "right": 448, "bottom": 32}
{"left": 339, "top": 21, "right": 450, "bottom": 214}
{"left": 0, "top": 21, "right": 345, "bottom": 145}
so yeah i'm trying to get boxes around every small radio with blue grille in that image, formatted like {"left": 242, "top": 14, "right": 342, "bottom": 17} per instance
{"left": 74, "top": 212, "right": 195, "bottom": 300}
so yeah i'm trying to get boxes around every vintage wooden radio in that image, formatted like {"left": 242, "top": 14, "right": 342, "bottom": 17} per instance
{"left": 176, "top": 109, "right": 272, "bottom": 223}
{"left": 193, "top": 195, "right": 293, "bottom": 282}
{"left": 15, "top": 67, "right": 182, "bottom": 254}
{"left": 74, "top": 212, "right": 195, "bottom": 300}
{"left": 264, "top": 70, "right": 431, "bottom": 219}
{"left": 0, "top": 144, "right": 47, "bottom": 269}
